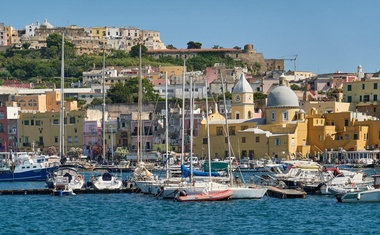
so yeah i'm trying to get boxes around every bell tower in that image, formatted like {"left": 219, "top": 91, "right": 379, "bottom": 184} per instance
{"left": 231, "top": 73, "right": 255, "bottom": 119}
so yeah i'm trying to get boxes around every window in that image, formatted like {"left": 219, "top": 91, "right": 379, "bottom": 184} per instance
{"left": 344, "top": 119, "right": 349, "bottom": 126}
{"left": 0, "top": 123, "right": 4, "bottom": 132}
{"left": 353, "top": 134, "right": 358, "bottom": 140}
{"left": 74, "top": 136, "right": 78, "bottom": 143}
{"left": 203, "top": 138, "right": 207, "bottom": 144}
{"left": 255, "top": 136, "right": 260, "bottom": 143}
{"left": 225, "top": 137, "right": 228, "bottom": 143}
{"left": 291, "top": 137, "right": 295, "bottom": 146}
{"left": 53, "top": 119, "right": 59, "bottom": 124}
{"left": 374, "top": 83, "right": 378, "bottom": 89}
{"left": 241, "top": 126, "right": 248, "bottom": 130}
{"left": 347, "top": 84, "right": 352, "bottom": 91}
{"left": 229, "top": 126, "right": 236, "bottom": 135}
{"left": 248, "top": 111, "right": 252, "bottom": 119}
{"left": 242, "top": 137, "right": 246, "bottom": 143}
{"left": 24, "top": 120, "right": 29, "bottom": 125}
{"left": 345, "top": 134, "right": 349, "bottom": 140}
{"left": 282, "top": 111, "right": 288, "bottom": 121}
{"left": 70, "top": 117, "right": 76, "bottom": 124}
{"left": 68, "top": 136, "right": 72, "bottom": 143}
{"left": 216, "top": 127, "right": 223, "bottom": 136}
{"left": 374, "top": 94, "right": 378, "bottom": 101}
{"left": 235, "top": 112, "right": 240, "bottom": 119}
{"left": 318, "top": 135, "right": 322, "bottom": 141}
{"left": 0, "top": 112, "right": 4, "bottom": 119}
{"left": 271, "top": 111, "right": 275, "bottom": 121}
{"left": 54, "top": 137, "right": 58, "bottom": 143}
{"left": 362, "top": 84, "right": 365, "bottom": 90}
{"left": 274, "top": 138, "right": 280, "bottom": 146}
{"left": 364, "top": 95, "right": 370, "bottom": 102}
{"left": 347, "top": 96, "right": 352, "bottom": 102}
{"left": 36, "top": 120, "right": 41, "bottom": 126}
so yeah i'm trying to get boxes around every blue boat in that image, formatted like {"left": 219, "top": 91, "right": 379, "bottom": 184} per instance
{"left": 0, "top": 153, "right": 60, "bottom": 181}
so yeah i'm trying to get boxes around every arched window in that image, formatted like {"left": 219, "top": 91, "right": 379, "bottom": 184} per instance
{"left": 248, "top": 111, "right": 252, "bottom": 119}
{"left": 235, "top": 111, "right": 240, "bottom": 119}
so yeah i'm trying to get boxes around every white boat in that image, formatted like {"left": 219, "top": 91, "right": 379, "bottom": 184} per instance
{"left": 46, "top": 166, "right": 85, "bottom": 190}
{"left": 336, "top": 175, "right": 380, "bottom": 202}
{"left": 52, "top": 176, "right": 76, "bottom": 196}
{"left": 319, "top": 170, "right": 373, "bottom": 195}
{"left": 89, "top": 168, "right": 123, "bottom": 190}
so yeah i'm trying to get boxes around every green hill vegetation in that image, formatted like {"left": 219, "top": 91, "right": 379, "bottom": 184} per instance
{"left": 0, "top": 33, "right": 243, "bottom": 88}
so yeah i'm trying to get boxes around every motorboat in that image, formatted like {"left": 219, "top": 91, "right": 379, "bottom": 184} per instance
{"left": 319, "top": 170, "right": 373, "bottom": 195}
{"left": 46, "top": 166, "right": 85, "bottom": 190}
{"left": 88, "top": 168, "right": 123, "bottom": 190}
{"left": 336, "top": 175, "right": 380, "bottom": 202}
{"left": 0, "top": 153, "right": 60, "bottom": 181}
{"left": 175, "top": 189, "right": 233, "bottom": 202}
{"left": 52, "top": 176, "right": 76, "bottom": 196}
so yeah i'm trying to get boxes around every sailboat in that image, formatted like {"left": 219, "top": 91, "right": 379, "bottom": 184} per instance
{"left": 50, "top": 33, "right": 82, "bottom": 195}
{"left": 174, "top": 77, "right": 234, "bottom": 202}
{"left": 220, "top": 71, "right": 267, "bottom": 199}
{"left": 133, "top": 45, "right": 159, "bottom": 193}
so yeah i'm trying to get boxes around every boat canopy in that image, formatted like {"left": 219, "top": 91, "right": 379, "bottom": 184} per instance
{"left": 181, "top": 164, "right": 220, "bottom": 178}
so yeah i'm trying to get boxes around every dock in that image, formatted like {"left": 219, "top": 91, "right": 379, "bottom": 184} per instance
{"left": 265, "top": 186, "right": 307, "bottom": 199}
{"left": 0, "top": 188, "right": 137, "bottom": 195}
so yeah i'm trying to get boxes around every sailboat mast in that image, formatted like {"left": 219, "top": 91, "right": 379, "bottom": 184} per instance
{"left": 220, "top": 71, "right": 233, "bottom": 185}
{"left": 205, "top": 78, "right": 212, "bottom": 178}
{"left": 189, "top": 76, "right": 194, "bottom": 181}
{"left": 165, "top": 72, "right": 169, "bottom": 179}
{"left": 137, "top": 45, "right": 143, "bottom": 163}
{"left": 60, "top": 33, "right": 65, "bottom": 159}
{"left": 181, "top": 60, "right": 186, "bottom": 165}
{"left": 102, "top": 50, "right": 106, "bottom": 162}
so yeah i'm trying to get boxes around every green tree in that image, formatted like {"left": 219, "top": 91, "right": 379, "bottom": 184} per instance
{"left": 90, "top": 97, "right": 103, "bottom": 105}
{"left": 254, "top": 92, "right": 267, "bottom": 100}
{"left": 290, "top": 84, "right": 301, "bottom": 90}
{"left": 107, "top": 77, "right": 157, "bottom": 104}
{"left": 129, "top": 44, "right": 147, "bottom": 57}
{"left": 166, "top": 44, "right": 176, "bottom": 49}
{"left": 187, "top": 41, "right": 202, "bottom": 49}
{"left": 233, "top": 46, "right": 241, "bottom": 50}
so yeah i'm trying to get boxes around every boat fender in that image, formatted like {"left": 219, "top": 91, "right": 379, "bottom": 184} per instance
{"left": 76, "top": 175, "right": 83, "bottom": 181}
{"left": 357, "top": 193, "right": 361, "bottom": 200}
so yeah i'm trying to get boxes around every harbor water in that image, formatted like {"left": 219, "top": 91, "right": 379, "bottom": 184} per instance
{"left": 1, "top": 171, "right": 380, "bottom": 235}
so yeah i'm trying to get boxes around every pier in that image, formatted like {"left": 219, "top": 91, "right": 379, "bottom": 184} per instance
{"left": 265, "top": 186, "right": 307, "bottom": 199}
{"left": 0, "top": 188, "right": 136, "bottom": 195}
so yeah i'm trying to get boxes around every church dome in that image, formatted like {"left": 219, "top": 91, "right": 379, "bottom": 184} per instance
{"left": 232, "top": 73, "right": 253, "bottom": 93}
{"left": 267, "top": 85, "right": 299, "bottom": 108}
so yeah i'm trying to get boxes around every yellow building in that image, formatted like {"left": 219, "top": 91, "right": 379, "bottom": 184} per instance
{"left": 343, "top": 78, "right": 380, "bottom": 118}
{"left": 16, "top": 90, "right": 78, "bottom": 112}
{"left": 194, "top": 72, "right": 380, "bottom": 162}
{"left": 159, "top": 66, "right": 185, "bottom": 78}
{"left": 18, "top": 110, "right": 86, "bottom": 153}
{"left": 91, "top": 27, "right": 106, "bottom": 38}
{"left": 194, "top": 74, "right": 309, "bottom": 160}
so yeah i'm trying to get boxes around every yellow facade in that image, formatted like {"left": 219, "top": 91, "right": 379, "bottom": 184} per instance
{"left": 159, "top": 66, "right": 185, "bottom": 78}
{"left": 18, "top": 110, "right": 86, "bottom": 154}
{"left": 231, "top": 92, "right": 255, "bottom": 119}
{"left": 91, "top": 27, "right": 106, "bottom": 38}
{"left": 16, "top": 94, "right": 47, "bottom": 112}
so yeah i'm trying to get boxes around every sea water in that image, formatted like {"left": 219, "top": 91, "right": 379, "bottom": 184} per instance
{"left": 1, "top": 171, "right": 380, "bottom": 235}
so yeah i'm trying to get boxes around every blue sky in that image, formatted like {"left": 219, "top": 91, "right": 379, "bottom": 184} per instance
{"left": 1, "top": 0, "right": 379, "bottom": 74}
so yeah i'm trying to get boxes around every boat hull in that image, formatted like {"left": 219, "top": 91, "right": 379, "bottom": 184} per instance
{"left": 0, "top": 166, "right": 59, "bottom": 182}
{"left": 336, "top": 189, "right": 380, "bottom": 202}
{"left": 229, "top": 186, "right": 267, "bottom": 199}
{"left": 176, "top": 189, "right": 233, "bottom": 202}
